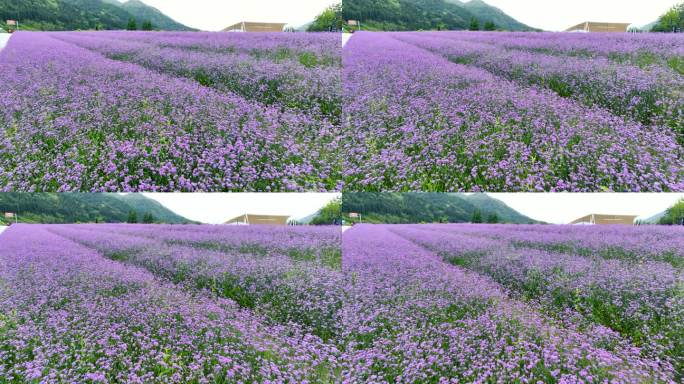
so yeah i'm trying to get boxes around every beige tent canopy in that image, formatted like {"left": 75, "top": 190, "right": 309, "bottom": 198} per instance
{"left": 570, "top": 214, "right": 636, "bottom": 225}
{"left": 223, "top": 21, "right": 286, "bottom": 32}
{"left": 225, "top": 214, "right": 291, "bottom": 225}
{"left": 565, "top": 22, "right": 631, "bottom": 33}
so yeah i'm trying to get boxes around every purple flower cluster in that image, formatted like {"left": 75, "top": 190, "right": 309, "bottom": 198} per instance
{"left": 0, "top": 32, "right": 342, "bottom": 191}
{"left": 341, "top": 224, "right": 676, "bottom": 382}
{"left": 396, "top": 32, "right": 684, "bottom": 134}
{"left": 47, "top": 224, "right": 346, "bottom": 341}
{"left": 342, "top": 32, "right": 684, "bottom": 191}
{"left": 1, "top": 30, "right": 682, "bottom": 191}
{"left": 449, "top": 31, "right": 684, "bottom": 72}
{"left": 0, "top": 224, "right": 341, "bottom": 383}
{"left": 388, "top": 223, "right": 684, "bottom": 377}
{"left": 2, "top": 222, "right": 677, "bottom": 382}
{"left": 53, "top": 32, "right": 341, "bottom": 120}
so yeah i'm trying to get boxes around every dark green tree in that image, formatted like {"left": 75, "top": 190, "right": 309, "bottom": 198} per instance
{"left": 652, "top": 3, "right": 683, "bottom": 32}
{"left": 659, "top": 199, "right": 684, "bottom": 225}
{"left": 127, "top": 210, "right": 138, "bottom": 223}
{"left": 142, "top": 212, "right": 155, "bottom": 224}
{"left": 484, "top": 21, "right": 496, "bottom": 31}
{"left": 469, "top": 17, "right": 480, "bottom": 31}
{"left": 141, "top": 20, "right": 153, "bottom": 31}
{"left": 471, "top": 209, "right": 482, "bottom": 223}
{"left": 308, "top": 3, "right": 344, "bottom": 32}
{"left": 126, "top": 17, "right": 137, "bottom": 31}
{"left": 486, "top": 212, "right": 499, "bottom": 223}
{"left": 312, "top": 198, "right": 342, "bottom": 225}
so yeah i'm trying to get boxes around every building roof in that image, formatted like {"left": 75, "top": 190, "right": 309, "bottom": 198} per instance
{"left": 223, "top": 21, "right": 287, "bottom": 33}
{"left": 565, "top": 22, "right": 631, "bottom": 33}
{"left": 570, "top": 214, "right": 637, "bottom": 225}
{"left": 225, "top": 214, "right": 291, "bottom": 225}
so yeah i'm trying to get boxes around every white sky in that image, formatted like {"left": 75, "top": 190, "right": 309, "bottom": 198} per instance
{"left": 144, "top": 193, "right": 340, "bottom": 224}
{"left": 477, "top": 0, "right": 680, "bottom": 31}
{"left": 123, "top": 0, "right": 338, "bottom": 31}
{"left": 489, "top": 193, "right": 684, "bottom": 224}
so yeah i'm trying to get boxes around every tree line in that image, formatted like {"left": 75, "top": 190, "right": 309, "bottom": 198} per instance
{"left": 652, "top": 2, "right": 684, "bottom": 32}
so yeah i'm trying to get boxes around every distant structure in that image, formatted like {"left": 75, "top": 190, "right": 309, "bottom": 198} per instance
{"left": 225, "top": 214, "right": 291, "bottom": 225}
{"left": 570, "top": 214, "right": 637, "bottom": 225}
{"left": 5, "top": 20, "right": 18, "bottom": 33}
{"left": 565, "top": 22, "right": 631, "bottom": 33}
{"left": 223, "top": 21, "right": 286, "bottom": 32}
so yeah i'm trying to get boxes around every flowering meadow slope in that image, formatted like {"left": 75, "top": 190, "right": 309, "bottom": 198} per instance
{"left": 0, "top": 223, "right": 680, "bottom": 382}
{"left": 342, "top": 32, "right": 684, "bottom": 191}
{"left": 0, "top": 32, "right": 341, "bottom": 192}
{"left": 0, "top": 224, "right": 344, "bottom": 382}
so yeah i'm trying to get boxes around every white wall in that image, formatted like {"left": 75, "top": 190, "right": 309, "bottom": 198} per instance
{"left": 0, "top": 33, "right": 11, "bottom": 50}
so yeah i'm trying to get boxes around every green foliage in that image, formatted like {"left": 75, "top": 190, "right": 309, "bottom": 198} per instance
{"left": 342, "top": 193, "right": 537, "bottom": 224}
{"left": 342, "top": 0, "right": 533, "bottom": 31}
{"left": 141, "top": 19, "right": 153, "bottom": 31}
{"left": 469, "top": 17, "right": 479, "bottom": 31}
{"left": 471, "top": 209, "right": 482, "bottom": 223}
{"left": 311, "top": 198, "right": 342, "bottom": 225}
{"left": 651, "top": 3, "right": 684, "bottom": 32}
{"left": 0, "top": 193, "right": 192, "bottom": 224}
{"left": 308, "top": 3, "right": 343, "bottom": 32}
{"left": 483, "top": 20, "right": 496, "bottom": 31}
{"left": 486, "top": 212, "right": 499, "bottom": 223}
{"left": 126, "top": 17, "right": 137, "bottom": 30}
{"left": 659, "top": 199, "right": 684, "bottom": 225}
{"left": 142, "top": 212, "right": 155, "bottom": 223}
{"left": 127, "top": 210, "right": 138, "bottom": 223}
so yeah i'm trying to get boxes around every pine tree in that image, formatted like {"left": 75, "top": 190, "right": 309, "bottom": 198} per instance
{"left": 484, "top": 21, "right": 497, "bottom": 31}
{"left": 142, "top": 20, "right": 153, "bottom": 31}
{"left": 127, "top": 18, "right": 137, "bottom": 31}
{"left": 127, "top": 210, "right": 138, "bottom": 223}
{"left": 142, "top": 212, "right": 155, "bottom": 224}
{"left": 471, "top": 209, "right": 482, "bottom": 223}
{"left": 486, "top": 212, "right": 499, "bottom": 223}
{"left": 469, "top": 18, "right": 480, "bottom": 31}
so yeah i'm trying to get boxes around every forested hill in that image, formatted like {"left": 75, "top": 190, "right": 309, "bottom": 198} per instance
{"left": 0, "top": 0, "right": 194, "bottom": 31}
{"left": 0, "top": 193, "right": 194, "bottom": 224}
{"left": 117, "top": 0, "right": 195, "bottom": 31}
{"left": 457, "top": 0, "right": 531, "bottom": 31}
{"left": 342, "top": 193, "right": 540, "bottom": 224}
{"left": 343, "top": 0, "right": 535, "bottom": 31}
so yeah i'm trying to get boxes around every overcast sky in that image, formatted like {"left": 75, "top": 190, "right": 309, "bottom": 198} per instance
{"left": 489, "top": 193, "right": 684, "bottom": 224}
{"left": 144, "top": 193, "right": 340, "bottom": 224}
{"left": 125, "top": 0, "right": 678, "bottom": 31}
{"left": 479, "top": 0, "right": 679, "bottom": 30}
{"left": 123, "top": 0, "right": 337, "bottom": 31}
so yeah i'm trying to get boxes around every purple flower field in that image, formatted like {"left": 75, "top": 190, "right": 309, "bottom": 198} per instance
{"left": 1, "top": 223, "right": 681, "bottom": 382}
{"left": 342, "top": 32, "right": 684, "bottom": 191}
{"left": 0, "top": 31, "right": 342, "bottom": 192}
{"left": 0, "top": 224, "right": 344, "bottom": 382}
{"left": 2, "top": 31, "right": 683, "bottom": 192}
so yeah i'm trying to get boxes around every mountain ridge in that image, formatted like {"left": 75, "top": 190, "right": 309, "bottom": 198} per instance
{"left": 343, "top": 0, "right": 536, "bottom": 31}
{"left": 0, "top": 193, "right": 194, "bottom": 224}
{"left": 0, "top": 0, "right": 194, "bottom": 31}
{"left": 342, "top": 193, "right": 540, "bottom": 224}
{"left": 117, "top": 0, "right": 195, "bottom": 31}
